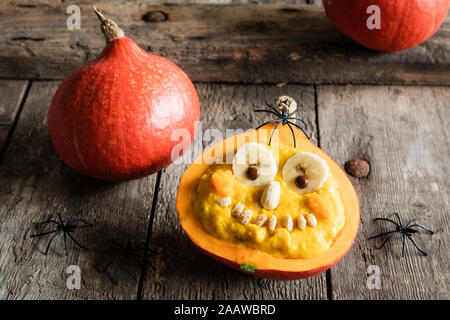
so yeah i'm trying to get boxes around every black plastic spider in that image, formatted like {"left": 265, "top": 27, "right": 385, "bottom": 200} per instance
{"left": 30, "top": 212, "right": 92, "bottom": 256}
{"left": 102, "top": 239, "right": 154, "bottom": 285}
{"left": 369, "top": 213, "right": 434, "bottom": 257}
{"left": 254, "top": 96, "right": 310, "bottom": 147}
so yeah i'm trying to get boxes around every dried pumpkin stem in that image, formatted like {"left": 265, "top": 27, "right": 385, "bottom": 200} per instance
{"left": 93, "top": 6, "right": 124, "bottom": 44}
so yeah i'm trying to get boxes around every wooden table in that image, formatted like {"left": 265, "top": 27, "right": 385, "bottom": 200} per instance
{"left": 0, "top": 1, "right": 449, "bottom": 300}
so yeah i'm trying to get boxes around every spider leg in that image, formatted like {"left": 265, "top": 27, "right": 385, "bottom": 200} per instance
{"left": 286, "top": 117, "right": 308, "bottom": 127}
{"left": 368, "top": 229, "right": 399, "bottom": 240}
{"left": 404, "top": 228, "right": 419, "bottom": 234}
{"left": 287, "top": 121, "right": 310, "bottom": 140}
{"left": 264, "top": 102, "right": 284, "bottom": 118}
{"left": 66, "top": 232, "right": 89, "bottom": 251}
{"left": 286, "top": 122, "right": 296, "bottom": 148}
{"left": 373, "top": 217, "right": 400, "bottom": 228}
{"left": 408, "top": 223, "right": 434, "bottom": 234}
{"left": 402, "top": 233, "right": 406, "bottom": 257}
{"left": 255, "top": 120, "right": 280, "bottom": 131}
{"left": 405, "top": 233, "right": 428, "bottom": 256}
{"left": 45, "top": 231, "right": 61, "bottom": 255}
{"left": 376, "top": 231, "right": 402, "bottom": 250}
{"left": 71, "top": 219, "right": 93, "bottom": 229}
{"left": 63, "top": 231, "right": 69, "bottom": 256}
{"left": 269, "top": 121, "right": 282, "bottom": 146}
{"left": 58, "top": 213, "right": 65, "bottom": 225}
{"left": 30, "top": 229, "right": 60, "bottom": 238}
{"left": 403, "top": 219, "right": 417, "bottom": 229}
{"left": 114, "top": 260, "right": 125, "bottom": 285}
{"left": 102, "top": 256, "right": 124, "bottom": 273}
{"left": 394, "top": 213, "right": 403, "bottom": 227}
{"left": 36, "top": 219, "right": 60, "bottom": 226}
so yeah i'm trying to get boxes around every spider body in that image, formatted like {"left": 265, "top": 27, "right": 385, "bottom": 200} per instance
{"left": 255, "top": 96, "right": 310, "bottom": 147}
{"left": 31, "top": 212, "right": 92, "bottom": 256}
{"left": 369, "top": 213, "right": 434, "bottom": 257}
{"left": 102, "top": 240, "right": 150, "bottom": 285}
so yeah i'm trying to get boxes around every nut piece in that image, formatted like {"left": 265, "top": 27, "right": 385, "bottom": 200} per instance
{"left": 281, "top": 215, "right": 293, "bottom": 232}
{"left": 239, "top": 209, "right": 253, "bottom": 225}
{"left": 345, "top": 159, "right": 370, "bottom": 178}
{"left": 297, "top": 215, "right": 307, "bottom": 230}
{"left": 268, "top": 215, "right": 277, "bottom": 231}
{"left": 260, "top": 181, "right": 281, "bottom": 210}
{"left": 216, "top": 197, "right": 231, "bottom": 207}
{"left": 305, "top": 213, "right": 317, "bottom": 227}
{"left": 275, "top": 95, "right": 297, "bottom": 116}
{"left": 231, "top": 202, "right": 244, "bottom": 218}
{"left": 254, "top": 214, "right": 268, "bottom": 227}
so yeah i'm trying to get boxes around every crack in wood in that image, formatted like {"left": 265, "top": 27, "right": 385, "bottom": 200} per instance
{"left": 10, "top": 37, "right": 45, "bottom": 42}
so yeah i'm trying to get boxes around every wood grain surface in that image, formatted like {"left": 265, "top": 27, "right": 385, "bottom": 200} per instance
{"left": 317, "top": 85, "right": 450, "bottom": 299}
{"left": 0, "top": 81, "right": 156, "bottom": 299}
{"left": 0, "top": 80, "right": 28, "bottom": 157}
{"left": 1, "top": 1, "right": 449, "bottom": 84}
{"left": 0, "top": 80, "right": 448, "bottom": 299}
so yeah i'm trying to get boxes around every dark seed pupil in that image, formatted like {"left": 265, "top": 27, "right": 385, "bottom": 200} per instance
{"left": 295, "top": 176, "right": 308, "bottom": 189}
{"left": 246, "top": 166, "right": 259, "bottom": 180}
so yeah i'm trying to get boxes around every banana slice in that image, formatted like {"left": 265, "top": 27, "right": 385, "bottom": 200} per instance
{"left": 232, "top": 143, "right": 277, "bottom": 187}
{"left": 282, "top": 152, "right": 328, "bottom": 194}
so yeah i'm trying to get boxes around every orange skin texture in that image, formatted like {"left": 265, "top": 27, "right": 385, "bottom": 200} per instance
{"left": 323, "top": 0, "right": 450, "bottom": 52}
{"left": 176, "top": 124, "right": 360, "bottom": 280}
{"left": 48, "top": 37, "right": 200, "bottom": 181}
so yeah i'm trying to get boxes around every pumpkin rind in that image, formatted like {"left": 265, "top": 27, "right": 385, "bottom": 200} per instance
{"left": 176, "top": 124, "right": 359, "bottom": 279}
{"left": 49, "top": 18, "right": 199, "bottom": 181}
{"left": 323, "top": 0, "right": 450, "bottom": 52}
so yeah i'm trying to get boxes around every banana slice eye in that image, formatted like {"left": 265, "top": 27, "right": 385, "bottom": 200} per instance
{"left": 282, "top": 152, "right": 329, "bottom": 194}
{"left": 232, "top": 143, "right": 277, "bottom": 187}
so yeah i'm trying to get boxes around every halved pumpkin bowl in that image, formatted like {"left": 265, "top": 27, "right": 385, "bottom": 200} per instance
{"left": 176, "top": 123, "right": 359, "bottom": 280}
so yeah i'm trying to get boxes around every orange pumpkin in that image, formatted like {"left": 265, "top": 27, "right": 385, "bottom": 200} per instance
{"left": 176, "top": 123, "right": 359, "bottom": 279}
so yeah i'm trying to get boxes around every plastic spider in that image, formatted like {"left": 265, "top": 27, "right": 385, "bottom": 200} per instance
{"left": 254, "top": 96, "right": 310, "bottom": 147}
{"left": 369, "top": 213, "right": 434, "bottom": 257}
{"left": 30, "top": 212, "right": 92, "bottom": 256}
{"left": 102, "top": 239, "right": 153, "bottom": 285}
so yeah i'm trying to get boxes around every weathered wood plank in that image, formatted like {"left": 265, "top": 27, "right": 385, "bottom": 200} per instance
{"left": 1, "top": 2, "right": 448, "bottom": 84}
{"left": 140, "top": 83, "right": 328, "bottom": 299}
{"left": 12, "top": 1, "right": 321, "bottom": 5}
{"left": 317, "top": 85, "right": 450, "bottom": 299}
{"left": 0, "top": 80, "right": 28, "bottom": 156}
{"left": 0, "top": 81, "right": 156, "bottom": 300}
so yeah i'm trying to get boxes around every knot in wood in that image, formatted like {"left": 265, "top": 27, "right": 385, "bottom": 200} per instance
{"left": 143, "top": 11, "right": 169, "bottom": 22}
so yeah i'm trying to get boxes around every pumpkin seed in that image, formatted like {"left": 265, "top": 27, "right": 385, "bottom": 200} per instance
{"left": 305, "top": 213, "right": 317, "bottom": 227}
{"left": 282, "top": 215, "right": 293, "bottom": 232}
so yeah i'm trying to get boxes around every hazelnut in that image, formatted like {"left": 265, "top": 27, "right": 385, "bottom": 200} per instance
{"left": 345, "top": 159, "right": 370, "bottom": 178}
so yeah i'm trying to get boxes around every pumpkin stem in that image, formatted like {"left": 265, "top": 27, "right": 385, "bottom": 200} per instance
{"left": 93, "top": 6, "right": 124, "bottom": 44}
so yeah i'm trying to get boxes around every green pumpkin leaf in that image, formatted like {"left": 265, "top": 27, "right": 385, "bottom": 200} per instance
{"left": 240, "top": 263, "right": 257, "bottom": 273}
